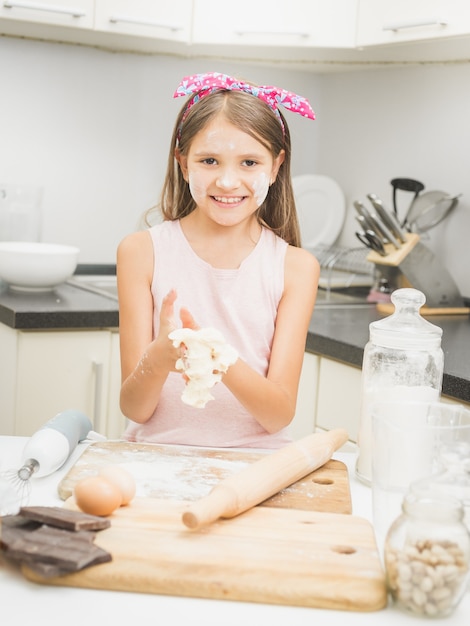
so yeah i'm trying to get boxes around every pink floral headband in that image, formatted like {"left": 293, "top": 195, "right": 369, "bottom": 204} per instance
{"left": 174, "top": 72, "right": 315, "bottom": 139}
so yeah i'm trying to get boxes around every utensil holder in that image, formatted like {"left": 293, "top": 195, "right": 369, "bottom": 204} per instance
{"left": 366, "top": 234, "right": 469, "bottom": 315}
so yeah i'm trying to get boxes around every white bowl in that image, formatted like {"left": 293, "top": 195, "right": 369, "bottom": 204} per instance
{"left": 0, "top": 241, "right": 80, "bottom": 291}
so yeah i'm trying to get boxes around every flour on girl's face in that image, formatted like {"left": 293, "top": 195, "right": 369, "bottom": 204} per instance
{"left": 252, "top": 172, "right": 270, "bottom": 207}
{"left": 188, "top": 170, "right": 269, "bottom": 208}
{"left": 184, "top": 117, "right": 278, "bottom": 216}
{"left": 188, "top": 172, "right": 206, "bottom": 207}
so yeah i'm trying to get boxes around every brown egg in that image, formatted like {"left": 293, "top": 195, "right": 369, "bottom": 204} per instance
{"left": 99, "top": 465, "right": 136, "bottom": 506}
{"left": 74, "top": 476, "right": 122, "bottom": 516}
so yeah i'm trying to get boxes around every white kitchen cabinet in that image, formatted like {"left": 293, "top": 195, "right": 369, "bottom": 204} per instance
{"left": 0, "top": 0, "right": 192, "bottom": 53}
{"left": 291, "top": 352, "right": 363, "bottom": 443}
{"left": 107, "top": 330, "right": 128, "bottom": 439}
{"left": 3, "top": 0, "right": 470, "bottom": 69}
{"left": 94, "top": 0, "right": 192, "bottom": 43}
{"left": 313, "top": 355, "right": 470, "bottom": 444}
{"left": 192, "top": 0, "right": 358, "bottom": 49}
{"left": 0, "top": 324, "right": 126, "bottom": 439}
{"left": 0, "top": 321, "right": 18, "bottom": 436}
{"left": 357, "top": 0, "right": 470, "bottom": 47}
{"left": 315, "top": 356, "right": 362, "bottom": 443}
{"left": 0, "top": 0, "right": 358, "bottom": 59}
{"left": 290, "top": 351, "right": 320, "bottom": 440}
{"left": 0, "top": 0, "right": 94, "bottom": 28}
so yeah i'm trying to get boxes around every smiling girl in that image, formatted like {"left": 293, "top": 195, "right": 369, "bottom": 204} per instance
{"left": 117, "top": 72, "right": 320, "bottom": 448}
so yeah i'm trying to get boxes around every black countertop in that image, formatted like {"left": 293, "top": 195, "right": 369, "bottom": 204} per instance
{"left": 307, "top": 305, "right": 470, "bottom": 403}
{"left": 1, "top": 279, "right": 469, "bottom": 403}
{"left": 0, "top": 280, "right": 118, "bottom": 329}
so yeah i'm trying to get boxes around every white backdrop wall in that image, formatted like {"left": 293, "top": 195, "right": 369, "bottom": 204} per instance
{"left": 0, "top": 36, "right": 468, "bottom": 297}
{"left": 318, "top": 63, "right": 470, "bottom": 299}
{"left": 0, "top": 37, "right": 321, "bottom": 264}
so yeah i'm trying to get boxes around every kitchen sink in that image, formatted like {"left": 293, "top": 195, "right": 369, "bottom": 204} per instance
{"left": 67, "top": 275, "right": 118, "bottom": 300}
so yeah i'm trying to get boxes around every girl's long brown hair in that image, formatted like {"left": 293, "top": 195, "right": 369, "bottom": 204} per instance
{"left": 149, "top": 89, "right": 301, "bottom": 247}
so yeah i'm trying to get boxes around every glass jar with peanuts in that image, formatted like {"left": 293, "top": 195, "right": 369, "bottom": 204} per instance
{"left": 384, "top": 491, "right": 470, "bottom": 618}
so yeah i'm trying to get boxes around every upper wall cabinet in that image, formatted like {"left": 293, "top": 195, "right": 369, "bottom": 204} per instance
{"left": 357, "top": 0, "right": 470, "bottom": 47}
{"left": 192, "top": 0, "right": 358, "bottom": 49}
{"left": 94, "top": 0, "right": 192, "bottom": 43}
{"left": 0, "top": 0, "right": 94, "bottom": 28}
{"left": 3, "top": 0, "right": 470, "bottom": 71}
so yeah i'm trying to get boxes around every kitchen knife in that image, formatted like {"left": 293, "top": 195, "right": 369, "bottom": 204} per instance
{"left": 353, "top": 200, "right": 377, "bottom": 232}
{"left": 354, "top": 201, "right": 399, "bottom": 248}
{"left": 368, "top": 213, "right": 401, "bottom": 249}
{"left": 367, "top": 194, "right": 407, "bottom": 244}
{"left": 355, "top": 230, "right": 387, "bottom": 256}
{"left": 182, "top": 428, "right": 349, "bottom": 530}
{"left": 354, "top": 213, "right": 374, "bottom": 235}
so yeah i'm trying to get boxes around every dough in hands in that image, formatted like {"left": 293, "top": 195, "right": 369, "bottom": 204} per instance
{"left": 168, "top": 327, "right": 238, "bottom": 408}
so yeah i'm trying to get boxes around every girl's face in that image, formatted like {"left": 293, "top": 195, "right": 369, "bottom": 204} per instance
{"left": 176, "top": 115, "right": 284, "bottom": 228}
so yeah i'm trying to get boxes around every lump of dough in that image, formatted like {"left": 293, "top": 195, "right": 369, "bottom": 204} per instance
{"left": 168, "top": 327, "right": 238, "bottom": 408}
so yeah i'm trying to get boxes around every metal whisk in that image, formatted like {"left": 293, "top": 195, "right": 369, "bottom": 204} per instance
{"left": 2, "top": 458, "right": 40, "bottom": 506}
{"left": 0, "top": 410, "right": 94, "bottom": 515}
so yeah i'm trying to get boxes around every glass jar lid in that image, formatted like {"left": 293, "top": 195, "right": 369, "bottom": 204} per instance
{"left": 370, "top": 288, "right": 443, "bottom": 349}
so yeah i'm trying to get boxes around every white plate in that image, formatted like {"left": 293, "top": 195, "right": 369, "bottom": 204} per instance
{"left": 293, "top": 174, "right": 345, "bottom": 249}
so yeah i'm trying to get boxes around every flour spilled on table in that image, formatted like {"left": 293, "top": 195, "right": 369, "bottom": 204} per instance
{"left": 69, "top": 444, "right": 251, "bottom": 501}
{"left": 61, "top": 442, "right": 342, "bottom": 507}
{"left": 120, "top": 455, "right": 248, "bottom": 500}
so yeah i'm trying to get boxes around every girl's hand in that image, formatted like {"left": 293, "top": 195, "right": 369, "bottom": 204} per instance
{"left": 180, "top": 307, "right": 199, "bottom": 330}
{"left": 177, "top": 306, "right": 200, "bottom": 381}
{"left": 160, "top": 288, "right": 178, "bottom": 329}
{"left": 153, "top": 291, "right": 200, "bottom": 373}
{"left": 150, "top": 289, "right": 181, "bottom": 373}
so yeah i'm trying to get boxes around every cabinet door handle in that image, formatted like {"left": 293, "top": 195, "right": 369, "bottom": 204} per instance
{"left": 92, "top": 360, "right": 104, "bottom": 435}
{"left": 234, "top": 29, "right": 309, "bottom": 38}
{"left": 108, "top": 15, "right": 183, "bottom": 31}
{"left": 383, "top": 18, "right": 448, "bottom": 32}
{"left": 3, "top": 1, "right": 86, "bottom": 18}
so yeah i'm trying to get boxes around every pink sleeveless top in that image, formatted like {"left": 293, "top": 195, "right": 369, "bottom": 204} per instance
{"left": 123, "top": 219, "right": 293, "bottom": 449}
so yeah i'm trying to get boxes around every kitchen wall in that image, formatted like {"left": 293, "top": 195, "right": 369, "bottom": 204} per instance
{"left": 319, "top": 63, "right": 470, "bottom": 299}
{"left": 0, "top": 35, "right": 469, "bottom": 297}
{"left": 0, "top": 37, "right": 322, "bottom": 264}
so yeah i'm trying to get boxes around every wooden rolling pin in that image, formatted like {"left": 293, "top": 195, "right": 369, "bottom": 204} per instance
{"left": 182, "top": 428, "right": 349, "bottom": 530}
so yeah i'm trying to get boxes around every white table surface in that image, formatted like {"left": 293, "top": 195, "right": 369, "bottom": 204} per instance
{"left": 1, "top": 436, "right": 468, "bottom": 626}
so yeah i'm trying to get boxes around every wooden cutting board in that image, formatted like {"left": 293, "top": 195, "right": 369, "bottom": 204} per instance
{"left": 58, "top": 441, "right": 352, "bottom": 514}
{"left": 24, "top": 497, "right": 387, "bottom": 612}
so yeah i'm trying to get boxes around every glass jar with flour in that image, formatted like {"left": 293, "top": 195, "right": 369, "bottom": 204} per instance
{"left": 355, "top": 288, "right": 444, "bottom": 485}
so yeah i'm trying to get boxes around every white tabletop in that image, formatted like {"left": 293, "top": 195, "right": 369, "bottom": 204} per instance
{"left": 0, "top": 436, "right": 468, "bottom": 625}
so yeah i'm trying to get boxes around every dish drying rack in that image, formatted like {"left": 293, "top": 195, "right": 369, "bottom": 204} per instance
{"left": 310, "top": 244, "right": 374, "bottom": 292}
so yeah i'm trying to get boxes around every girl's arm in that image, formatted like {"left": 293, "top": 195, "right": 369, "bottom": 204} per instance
{"left": 117, "top": 231, "right": 182, "bottom": 423}
{"left": 221, "top": 246, "right": 320, "bottom": 433}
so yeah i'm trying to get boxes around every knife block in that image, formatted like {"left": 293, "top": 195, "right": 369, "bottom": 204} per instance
{"left": 366, "top": 234, "right": 469, "bottom": 315}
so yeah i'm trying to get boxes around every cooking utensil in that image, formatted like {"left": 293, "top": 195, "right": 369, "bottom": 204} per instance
{"left": 366, "top": 233, "right": 466, "bottom": 309}
{"left": 353, "top": 200, "right": 377, "bottom": 231}
{"left": 182, "top": 428, "right": 349, "bottom": 530}
{"left": 354, "top": 213, "right": 376, "bottom": 238}
{"left": 355, "top": 230, "right": 387, "bottom": 256}
{"left": 354, "top": 199, "right": 400, "bottom": 247}
{"left": 368, "top": 213, "right": 401, "bottom": 249}
{"left": 390, "top": 177, "right": 425, "bottom": 218}
{"left": 0, "top": 410, "right": 93, "bottom": 512}
{"left": 367, "top": 193, "right": 407, "bottom": 244}
{"left": 403, "top": 191, "right": 461, "bottom": 233}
